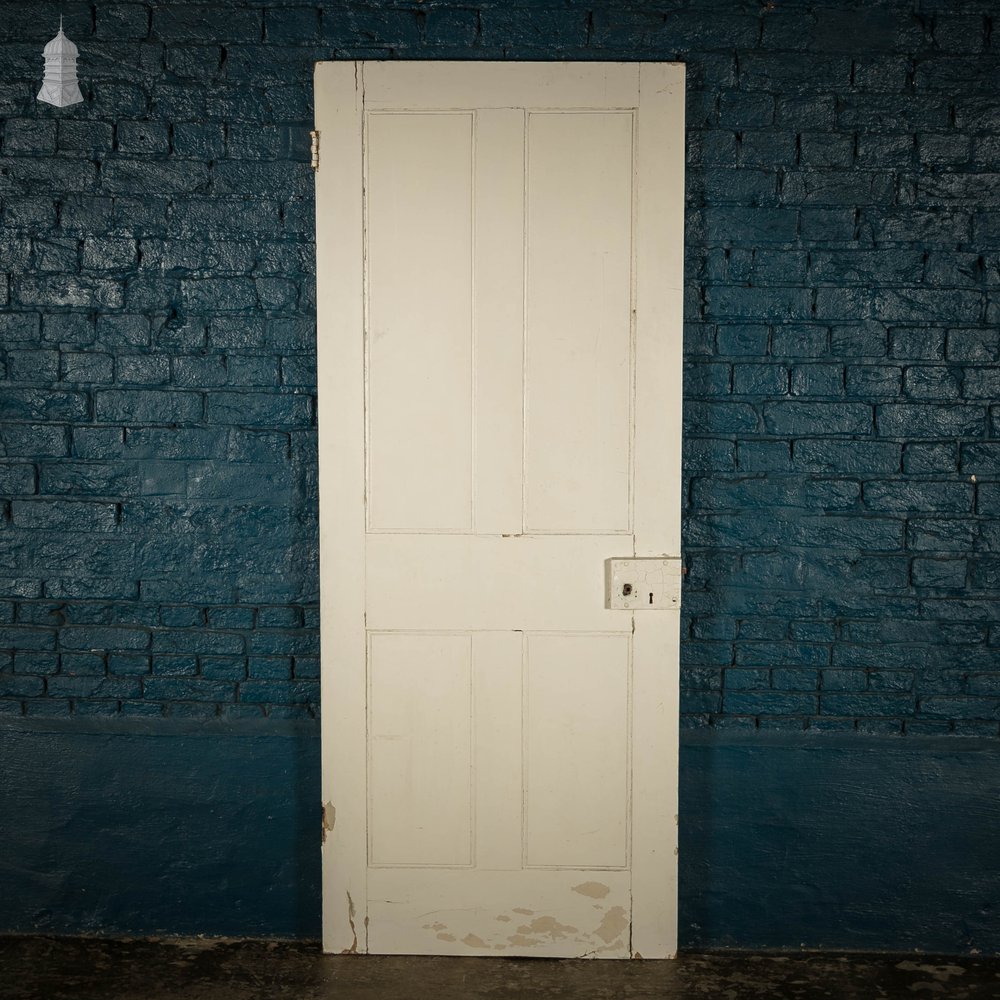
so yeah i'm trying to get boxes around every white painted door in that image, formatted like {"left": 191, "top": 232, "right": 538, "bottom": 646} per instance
{"left": 315, "top": 62, "right": 685, "bottom": 959}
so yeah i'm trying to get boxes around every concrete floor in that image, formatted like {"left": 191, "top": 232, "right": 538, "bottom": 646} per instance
{"left": 1, "top": 937, "right": 999, "bottom": 1000}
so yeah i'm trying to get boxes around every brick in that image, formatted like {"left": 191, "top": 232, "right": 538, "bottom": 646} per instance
{"left": 164, "top": 44, "right": 225, "bottom": 80}
{"left": 830, "top": 326, "right": 888, "bottom": 358}
{"left": 171, "top": 123, "right": 226, "bottom": 159}
{"left": 791, "top": 365, "right": 843, "bottom": 397}
{"left": 0, "top": 312, "right": 41, "bottom": 342}
{"left": 724, "top": 691, "right": 817, "bottom": 715}
{"left": 970, "top": 558, "right": 1000, "bottom": 589}
{"left": 799, "top": 133, "right": 853, "bottom": 169}
{"left": 24, "top": 700, "right": 72, "bottom": 717}
{"left": 4, "top": 197, "right": 57, "bottom": 230}
{"left": 143, "top": 678, "right": 236, "bottom": 702}
{"left": 822, "top": 693, "right": 915, "bottom": 716}
{"left": 821, "top": 669, "right": 867, "bottom": 692}
{"left": 57, "top": 122, "right": 115, "bottom": 154}
{"left": 800, "top": 208, "right": 858, "bottom": 242}
{"left": 247, "top": 631, "right": 318, "bottom": 656}
{"left": 685, "top": 401, "right": 759, "bottom": 434}
{"left": 844, "top": 366, "right": 902, "bottom": 398}
{"left": 62, "top": 352, "right": 115, "bottom": 383}
{"left": 681, "top": 691, "right": 721, "bottom": 714}
{"left": 865, "top": 481, "right": 973, "bottom": 514}
{"left": 709, "top": 287, "right": 812, "bottom": 322}
{"left": 95, "top": 389, "right": 203, "bottom": 424}
{"left": 115, "top": 121, "right": 169, "bottom": 155}
{"left": 82, "top": 238, "right": 138, "bottom": 271}
{"left": 877, "top": 404, "right": 986, "bottom": 438}
{"left": 13, "top": 652, "right": 58, "bottom": 675}
{"left": 293, "top": 657, "right": 320, "bottom": 680}
{"left": 238, "top": 680, "right": 318, "bottom": 704}
{"left": 121, "top": 701, "right": 164, "bottom": 717}
{"left": 903, "top": 366, "right": 962, "bottom": 400}
{"left": 764, "top": 401, "right": 871, "bottom": 435}
{"left": 3, "top": 120, "right": 56, "bottom": 155}
{"left": 855, "top": 134, "right": 914, "bottom": 169}
{"left": 733, "top": 364, "right": 787, "bottom": 396}
{"left": 961, "top": 443, "right": 1000, "bottom": 475}
{"left": 159, "top": 606, "right": 203, "bottom": 628}
{"left": 17, "top": 276, "right": 123, "bottom": 310}
{"left": 180, "top": 277, "right": 258, "bottom": 312}
{"left": 682, "top": 641, "right": 733, "bottom": 667}
{"left": 889, "top": 328, "right": 946, "bottom": 361}
{"left": 772, "top": 668, "right": 819, "bottom": 691}
{"left": 0, "top": 676, "right": 44, "bottom": 697}
{"left": 869, "top": 671, "right": 915, "bottom": 693}
{"left": 735, "top": 642, "right": 830, "bottom": 668}
{"left": 59, "top": 653, "right": 107, "bottom": 676}
{"left": 12, "top": 501, "right": 117, "bottom": 532}
{"left": 248, "top": 656, "right": 292, "bottom": 680}
{"left": 771, "top": 327, "right": 828, "bottom": 358}
{"left": 108, "top": 653, "right": 150, "bottom": 676}
{"left": 907, "top": 518, "right": 977, "bottom": 554}
{"left": 33, "top": 237, "right": 79, "bottom": 274}
{"left": 207, "top": 391, "right": 311, "bottom": 428}
{"left": 724, "top": 668, "right": 769, "bottom": 690}
{"left": 903, "top": 443, "right": 958, "bottom": 474}
{"left": 702, "top": 208, "right": 798, "bottom": 245}
{"left": 739, "top": 131, "right": 795, "bottom": 168}
{"left": 737, "top": 621, "right": 787, "bottom": 641}
{"left": 59, "top": 626, "right": 149, "bottom": 651}
{"left": 684, "top": 511, "right": 903, "bottom": 552}
{"left": 48, "top": 676, "right": 141, "bottom": 699}
{"left": 964, "top": 367, "right": 1000, "bottom": 400}
{"left": 200, "top": 657, "right": 246, "bottom": 681}
{"left": 912, "top": 558, "right": 967, "bottom": 589}
{"left": 919, "top": 696, "right": 1000, "bottom": 721}
{"left": 151, "top": 655, "right": 198, "bottom": 677}
{"left": 737, "top": 441, "right": 791, "bottom": 472}
{"left": 70, "top": 429, "right": 124, "bottom": 461}
{"left": 783, "top": 170, "right": 895, "bottom": 207}
{"left": 947, "top": 329, "right": 999, "bottom": 362}
{"left": 114, "top": 355, "right": 169, "bottom": 385}
{"left": 102, "top": 160, "right": 209, "bottom": 195}
{"left": 2, "top": 424, "right": 69, "bottom": 461}
{"left": 715, "top": 325, "right": 768, "bottom": 357}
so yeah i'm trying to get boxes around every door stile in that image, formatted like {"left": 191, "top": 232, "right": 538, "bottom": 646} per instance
{"left": 315, "top": 60, "right": 368, "bottom": 954}
{"left": 630, "top": 62, "right": 686, "bottom": 959}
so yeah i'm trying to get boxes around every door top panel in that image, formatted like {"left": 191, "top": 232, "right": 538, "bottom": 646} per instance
{"left": 358, "top": 62, "right": 682, "bottom": 111}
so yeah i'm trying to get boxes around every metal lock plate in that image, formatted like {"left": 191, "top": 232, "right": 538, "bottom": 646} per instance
{"left": 605, "top": 557, "right": 681, "bottom": 610}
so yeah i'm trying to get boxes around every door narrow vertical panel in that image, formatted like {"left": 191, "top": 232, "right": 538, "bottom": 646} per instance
{"left": 472, "top": 631, "right": 524, "bottom": 870}
{"left": 369, "top": 632, "right": 473, "bottom": 867}
{"left": 524, "top": 633, "right": 631, "bottom": 869}
{"left": 474, "top": 110, "right": 526, "bottom": 536}
{"left": 524, "top": 112, "right": 634, "bottom": 535}
{"left": 366, "top": 113, "right": 475, "bottom": 532}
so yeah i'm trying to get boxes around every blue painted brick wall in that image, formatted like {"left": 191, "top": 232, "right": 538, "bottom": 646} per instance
{"left": 1, "top": 0, "right": 998, "bottom": 734}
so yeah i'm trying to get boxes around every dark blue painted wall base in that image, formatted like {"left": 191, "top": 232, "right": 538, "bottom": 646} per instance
{"left": 0, "top": 720, "right": 321, "bottom": 939}
{"left": 4, "top": 720, "right": 1000, "bottom": 953}
{"left": 680, "top": 732, "right": 1000, "bottom": 953}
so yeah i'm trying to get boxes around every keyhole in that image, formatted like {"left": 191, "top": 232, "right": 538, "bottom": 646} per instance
{"left": 622, "top": 583, "right": 633, "bottom": 597}
{"left": 649, "top": 592, "right": 654, "bottom": 605}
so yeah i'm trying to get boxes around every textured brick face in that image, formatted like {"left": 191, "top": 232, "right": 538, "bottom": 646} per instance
{"left": 0, "top": 1, "right": 998, "bottom": 734}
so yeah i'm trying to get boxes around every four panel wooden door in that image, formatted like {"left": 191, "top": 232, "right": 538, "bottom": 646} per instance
{"left": 315, "top": 61, "right": 685, "bottom": 959}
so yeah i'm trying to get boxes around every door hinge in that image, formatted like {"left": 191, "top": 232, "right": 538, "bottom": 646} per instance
{"left": 310, "top": 130, "right": 320, "bottom": 171}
